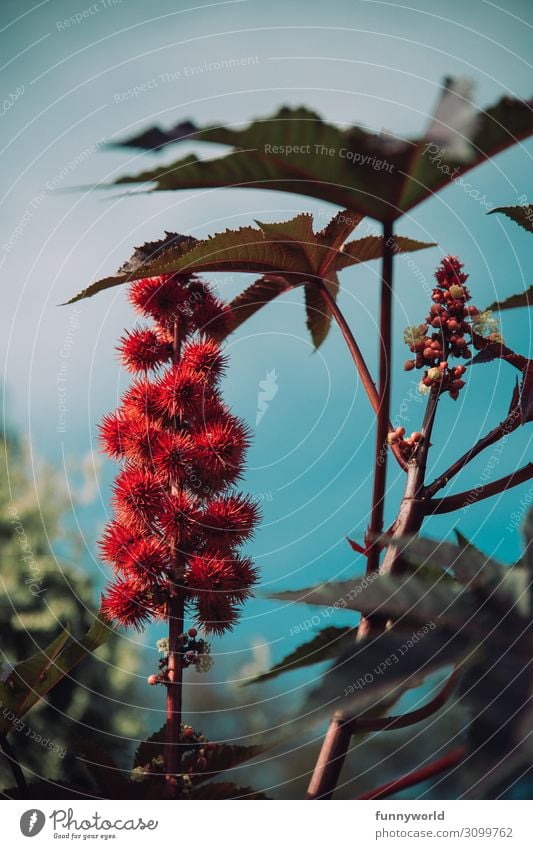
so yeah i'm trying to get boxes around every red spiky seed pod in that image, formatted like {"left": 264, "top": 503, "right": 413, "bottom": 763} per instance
{"left": 118, "top": 537, "right": 170, "bottom": 589}
{"left": 122, "top": 377, "right": 162, "bottom": 423}
{"left": 154, "top": 365, "right": 205, "bottom": 422}
{"left": 129, "top": 275, "right": 191, "bottom": 322}
{"left": 193, "top": 415, "right": 250, "bottom": 489}
{"left": 101, "top": 578, "right": 155, "bottom": 631}
{"left": 151, "top": 430, "right": 195, "bottom": 485}
{"left": 181, "top": 338, "right": 227, "bottom": 384}
{"left": 118, "top": 326, "right": 173, "bottom": 372}
{"left": 99, "top": 410, "right": 129, "bottom": 459}
{"left": 99, "top": 520, "right": 141, "bottom": 568}
{"left": 158, "top": 490, "right": 202, "bottom": 548}
{"left": 112, "top": 466, "right": 164, "bottom": 529}
{"left": 201, "top": 494, "right": 260, "bottom": 549}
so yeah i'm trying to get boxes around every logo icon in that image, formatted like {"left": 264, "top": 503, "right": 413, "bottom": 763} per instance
{"left": 20, "top": 810, "right": 46, "bottom": 837}
{"left": 256, "top": 369, "right": 279, "bottom": 426}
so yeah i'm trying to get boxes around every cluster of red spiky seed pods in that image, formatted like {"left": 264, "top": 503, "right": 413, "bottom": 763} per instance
{"left": 404, "top": 256, "right": 481, "bottom": 401}
{"left": 99, "top": 272, "right": 260, "bottom": 635}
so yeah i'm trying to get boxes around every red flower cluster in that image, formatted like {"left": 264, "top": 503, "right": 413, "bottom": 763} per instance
{"left": 404, "top": 256, "right": 480, "bottom": 400}
{"left": 99, "top": 273, "right": 260, "bottom": 634}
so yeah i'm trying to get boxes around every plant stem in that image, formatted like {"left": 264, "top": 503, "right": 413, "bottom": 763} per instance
{"left": 317, "top": 280, "right": 406, "bottom": 470}
{"left": 356, "top": 746, "right": 465, "bottom": 800}
{"left": 428, "top": 462, "right": 533, "bottom": 513}
{"left": 306, "top": 665, "right": 459, "bottom": 800}
{"left": 306, "top": 713, "right": 354, "bottom": 799}
{"left": 164, "top": 591, "right": 184, "bottom": 795}
{"left": 366, "top": 222, "right": 395, "bottom": 574}
{"left": 164, "top": 315, "right": 185, "bottom": 797}
{"left": 356, "top": 668, "right": 460, "bottom": 732}
{"left": 307, "top": 229, "right": 397, "bottom": 801}
{"left": 0, "top": 732, "right": 28, "bottom": 798}
{"left": 308, "top": 386, "right": 442, "bottom": 799}
{"left": 425, "top": 409, "right": 521, "bottom": 498}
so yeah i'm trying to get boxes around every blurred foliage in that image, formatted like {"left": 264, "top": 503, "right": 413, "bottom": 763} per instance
{"left": 0, "top": 422, "right": 144, "bottom": 792}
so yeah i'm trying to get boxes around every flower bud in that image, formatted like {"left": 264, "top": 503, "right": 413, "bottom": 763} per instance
{"left": 449, "top": 285, "right": 464, "bottom": 298}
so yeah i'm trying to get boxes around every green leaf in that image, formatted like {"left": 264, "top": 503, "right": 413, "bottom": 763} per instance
{"left": 305, "top": 629, "right": 467, "bottom": 720}
{"left": 75, "top": 736, "right": 130, "bottom": 798}
{"left": 489, "top": 205, "right": 533, "bottom": 233}
{"left": 222, "top": 276, "right": 293, "bottom": 337}
{"left": 305, "top": 272, "right": 339, "bottom": 349}
{"left": 62, "top": 232, "right": 198, "bottom": 305}
{"left": 485, "top": 285, "right": 533, "bottom": 312}
{"left": 0, "top": 610, "right": 112, "bottom": 734}
{"left": 109, "top": 83, "right": 533, "bottom": 222}
{"left": 336, "top": 235, "right": 433, "bottom": 270}
{"left": 192, "top": 742, "right": 265, "bottom": 786}
{"left": 133, "top": 725, "right": 165, "bottom": 768}
{"left": 244, "top": 626, "right": 354, "bottom": 685}
{"left": 269, "top": 572, "right": 469, "bottom": 629}
{"left": 64, "top": 212, "right": 435, "bottom": 353}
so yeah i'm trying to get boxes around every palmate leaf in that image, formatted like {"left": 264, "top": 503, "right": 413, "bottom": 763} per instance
{"left": 64, "top": 211, "right": 434, "bottom": 348}
{"left": 191, "top": 742, "right": 265, "bottom": 786}
{"left": 109, "top": 81, "right": 533, "bottom": 222}
{"left": 489, "top": 205, "right": 533, "bottom": 234}
{"left": 134, "top": 726, "right": 263, "bottom": 787}
{"left": 485, "top": 285, "right": 533, "bottom": 312}
{"left": 305, "top": 629, "right": 466, "bottom": 721}
{"left": 244, "top": 626, "right": 354, "bottom": 686}
{"left": 0, "top": 609, "right": 111, "bottom": 734}
{"left": 269, "top": 572, "right": 471, "bottom": 630}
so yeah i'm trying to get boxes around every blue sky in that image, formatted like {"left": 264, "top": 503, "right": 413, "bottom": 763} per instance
{"left": 1, "top": 0, "right": 532, "bottom": 750}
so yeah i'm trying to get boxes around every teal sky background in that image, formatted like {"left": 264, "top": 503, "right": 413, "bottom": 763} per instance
{"left": 1, "top": 0, "right": 532, "bottom": 782}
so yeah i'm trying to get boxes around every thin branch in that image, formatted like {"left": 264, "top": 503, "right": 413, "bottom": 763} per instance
{"left": 317, "top": 280, "right": 406, "bottom": 470}
{"left": 427, "top": 463, "right": 533, "bottom": 514}
{"left": 356, "top": 746, "right": 466, "bottom": 800}
{"left": 356, "top": 669, "right": 460, "bottom": 732}
{"left": 0, "top": 732, "right": 28, "bottom": 798}
{"left": 425, "top": 409, "right": 522, "bottom": 498}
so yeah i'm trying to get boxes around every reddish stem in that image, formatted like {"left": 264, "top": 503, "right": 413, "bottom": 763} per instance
{"left": 428, "top": 462, "right": 533, "bottom": 513}
{"left": 164, "top": 317, "right": 185, "bottom": 796}
{"left": 366, "top": 222, "right": 395, "bottom": 574}
{"left": 356, "top": 668, "right": 460, "bottom": 732}
{"left": 317, "top": 279, "right": 406, "bottom": 470}
{"left": 164, "top": 592, "right": 184, "bottom": 795}
{"left": 306, "top": 713, "right": 354, "bottom": 799}
{"left": 356, "top": 746, "right": 466, "bottom": 800}
{"left": 425, "top": 409, "right": 521, "bottom": 498}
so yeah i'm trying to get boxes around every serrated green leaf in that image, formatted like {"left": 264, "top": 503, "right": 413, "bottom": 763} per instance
{"left": 221, "top": 276, "right": 293, "bottom": 338}
{"left": 269, "top": 572, "right": 469, "bottom": 629}
{"left": 65, "top": 212, "right": 434, "bottom": 315}
{"left": 485, "top": 285, "right": 533, "bottom": 312}
{"left": 192, "top": 742, "right": 265, "bottom": 786}
{"left": 305, "top": 273, "right": 339, "bottom": 349}
{"left": 0, "top": 610, "right": 112, "bottom": 734}
{"left": 244, "top": 626, "right": 354, "bottom": 686}
{"left": 109, "top": 85, "right": 533, "bottom": 222}
{"left": 489, "top": 205, "right": 533, "bottom": 233}
{"left": 306, "top": 629, "right": 467, "bottom": 721}
{"left": 133, "top": 724, "right": 165, "bottom": 768}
